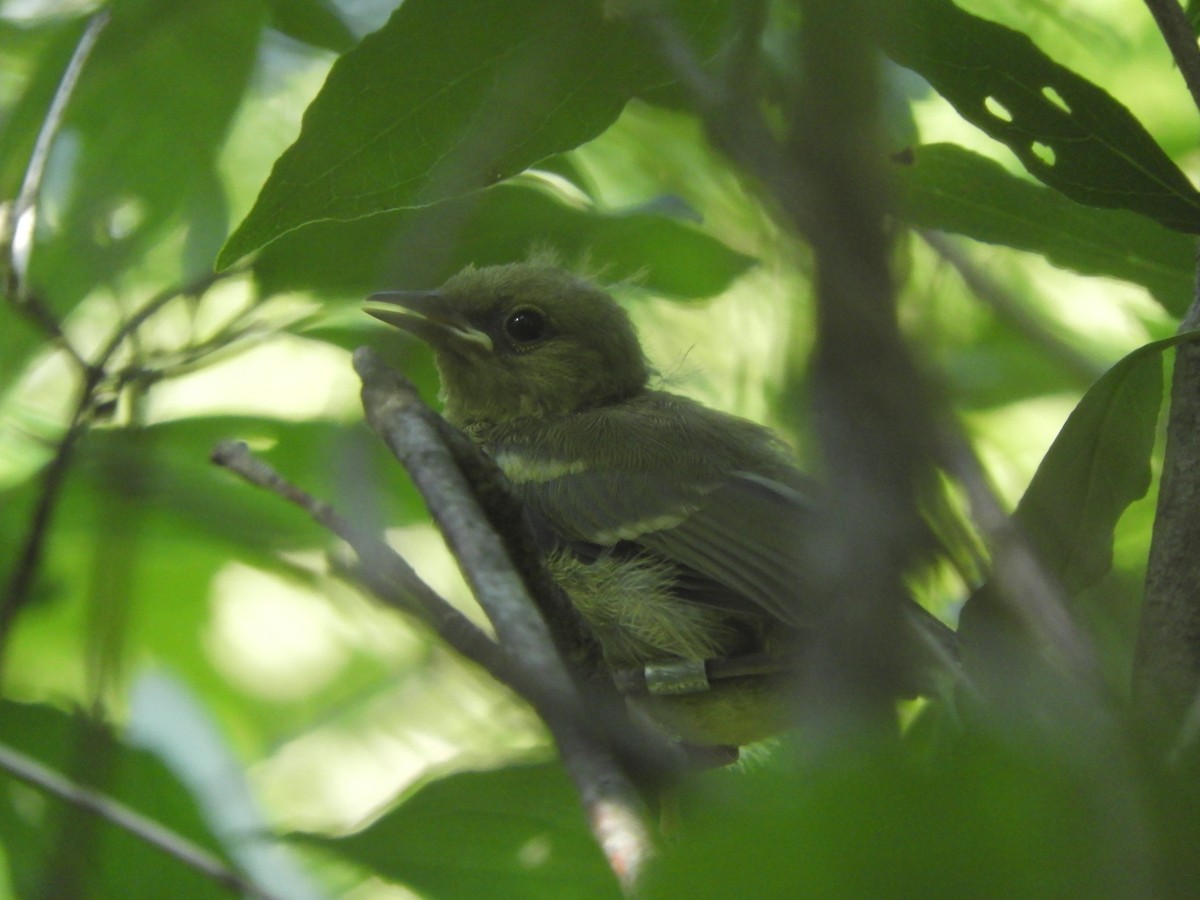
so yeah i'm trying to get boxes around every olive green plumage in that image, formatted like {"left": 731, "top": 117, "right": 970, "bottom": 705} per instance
{"left": 367, "top": 261, "right": 951, "bottom": 747}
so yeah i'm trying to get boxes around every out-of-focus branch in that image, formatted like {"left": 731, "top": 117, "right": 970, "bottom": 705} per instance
{"left": 633, "top": 2, "right": 1117, "bottom": 727}
{"left": 0, "top": 269, "right": 238, "bottom": 678}
{"left": 0, "top": 740, "right": 283, "bottom": 900}
{"left": 352, "top": 347, "right": 663, "bottom": 892}
{"left": 637, "top": 0, "right": 943, "bottom": 738}
{"left": 0, "top": 6, "right": 239, "bottom": 668}
{"left": 0, "top": 407, "right": 93, "bottom": 675}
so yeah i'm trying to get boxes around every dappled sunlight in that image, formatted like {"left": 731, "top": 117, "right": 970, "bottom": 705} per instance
{"left": 204, "top": 563, "right": 352, "bottom": 702}
{"left": 252, "top": 664, "right": 545, "bottom": 832}
{"left": 632, "top": 267, "right": 797, "bottom": 425}
{"left": 966, "top": 394, "right": 1088, "bottom": 507}
{"left": 146, "top": 334, "right": 360, "bottom": 423}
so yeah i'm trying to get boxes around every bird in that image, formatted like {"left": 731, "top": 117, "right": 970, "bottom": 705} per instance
{"left": 365, "top": 261, "right": 956, "bottom": 750}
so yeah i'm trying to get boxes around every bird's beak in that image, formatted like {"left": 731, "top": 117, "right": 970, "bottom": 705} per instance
{"left": 364, "top": 290, "right": 494, "bottom": 352}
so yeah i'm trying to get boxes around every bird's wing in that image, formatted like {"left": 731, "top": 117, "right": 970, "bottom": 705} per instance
{"left": 499, "top": 435, "right": 813, "bottom": 629}
{"left": 513, "top": 461, "right": 960, "bottom": 675}
{"left": 489, "top": 398, "right": 816, "bottom": 628}
{"left": 637, "top": 473, "right": 810, "bottom": 627}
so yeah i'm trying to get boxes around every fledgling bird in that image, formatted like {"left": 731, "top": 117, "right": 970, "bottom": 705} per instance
{"left": 366, "top": 262, "right": 954, "bottom": 748}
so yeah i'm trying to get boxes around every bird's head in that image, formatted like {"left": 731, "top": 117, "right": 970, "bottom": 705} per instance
{"left": 366, "top": 263, "right": 650, "bottom": 427}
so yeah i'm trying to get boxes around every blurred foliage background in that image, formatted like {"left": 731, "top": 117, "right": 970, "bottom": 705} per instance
{"left": 1, "top": 0, "right": 1199, "bottom": 897}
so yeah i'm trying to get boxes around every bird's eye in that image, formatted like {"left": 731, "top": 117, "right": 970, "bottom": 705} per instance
{"left": 504, "top": 308, "right": 547, "bottom": 344}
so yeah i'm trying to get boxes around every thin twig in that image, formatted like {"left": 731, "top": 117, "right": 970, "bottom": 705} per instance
{"left": 0, "top": 413, "right": 92, "bottom": 674}
{"left": 0, "top": 740, "right": 283, "bottom": 900}
{"left": 1143, "top": 0, "right": 1200, "bottom": 117}
{"left": 209, "top": 439, "right": 528, "bottom": 694}
{"left": 6, "top": 10, "right": 109, "bottom": 299}
{"left": 3, "top": 11, "right": 109, "bottom": 368}
{"left": 96, "top": 267, "right": 238, "bottom": 367}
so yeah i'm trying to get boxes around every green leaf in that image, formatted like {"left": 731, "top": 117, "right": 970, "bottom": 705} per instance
{"left": 650, "top": 734, "right": 1157, "bottom": 898}
{"left": 218, "top": 0, "right": 729, "bottom": 267}
{"left": 882, "top": 0, "right": 1200, "bottom": 233}
{"left": 266, "top": 0, "right": 356, "bottom": 54}
{"left": 1013, "top": 333, "right": 1200, "bottom": 595}
{"left": 890, "top": 144, "right": 1195, "bottom": 317}
{"left": 0, "top": 304, "right": 48, "bottom": 388}
{"left": 303, "top": 761, "right": 620, "bottom": 900}
{"left": 252, "top": 180, "right": 755, "bottom": 299}
{"left": 18, "top": 0, "right": 265, "bottom": 312}
{"left": 0, "top": 700, "right": 231, "bottom": 899}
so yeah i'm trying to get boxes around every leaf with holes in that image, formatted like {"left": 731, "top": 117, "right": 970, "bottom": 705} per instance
{"left": 889, "top": 144, "right": 1196, "bottom": 316}
{"left": 1013, "top": 332, "right": 1200, "bottom": 595}
{"left": 882, "top": 0, "right": 1200, "bottom": 234}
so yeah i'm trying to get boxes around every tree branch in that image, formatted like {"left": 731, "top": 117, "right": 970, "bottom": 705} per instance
{"left": 1136, "top": 0, "right": 1200, "bottom": 747}
{"left": 1135, "top": 250, "right": 1200, "bottom": 736}
{"left": 214, "top": 381, "right": 679, "bottom": 895}
{"left": 352, "top": 347, "right": 663, "bottom": 892}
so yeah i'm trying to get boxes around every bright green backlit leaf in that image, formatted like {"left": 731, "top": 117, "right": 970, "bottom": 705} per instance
{"left": 883, "top": 0, "right": 1200, "bottom": 233}
{"left": 890, "top": 144, "right": 1195, "bottom": 317}
{"left": 1014, "top": 332, "right": 1200, "bottom": 596}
